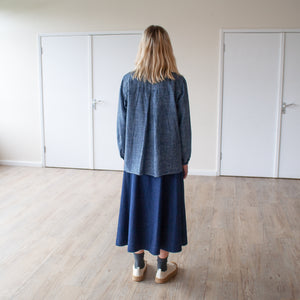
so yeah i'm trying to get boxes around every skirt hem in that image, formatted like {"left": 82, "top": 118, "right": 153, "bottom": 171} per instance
{"left": 115, "top": 242, "right": 188, "bottom": 256}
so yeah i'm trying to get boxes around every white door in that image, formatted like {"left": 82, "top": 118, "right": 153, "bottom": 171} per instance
{"left": 41, "top": 36, "right": 90, "bottom": 168}
{"left": 221, "top": 33, "right": 281, "bottom": 177}
{"left": 41, "top": 33, "right": 141, "bottom": 170}
{"left": 279, "top": 33, "right": 300, "bottom": 178}
{"left": 92, "top": 34, "right": 141, "bottom": 170}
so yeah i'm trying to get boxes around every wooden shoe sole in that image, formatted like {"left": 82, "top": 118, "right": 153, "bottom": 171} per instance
{"left": 155, "top": 262, "right": 178, "bottom": 284}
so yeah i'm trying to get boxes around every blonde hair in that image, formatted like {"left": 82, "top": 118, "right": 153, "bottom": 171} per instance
{"left": 132, "top": 25, "right": 179, "bottom": 84}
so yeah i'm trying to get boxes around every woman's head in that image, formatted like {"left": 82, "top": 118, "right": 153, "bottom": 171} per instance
{"left": 133, "top": 25, "right": 179, "bottom": 84}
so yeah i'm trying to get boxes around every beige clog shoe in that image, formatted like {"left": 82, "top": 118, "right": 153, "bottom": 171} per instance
{"left": 155, "top": 261, "right": 178, "bottom": 284}
{"left": 132, "top": 259, "right": 147, "bottom": 282}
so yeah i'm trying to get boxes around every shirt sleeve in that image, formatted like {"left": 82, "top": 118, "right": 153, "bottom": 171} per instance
{"left": 117, "top": 76, "right": 128, "bottom": 159}
{"left": 176, "top": 76, "right": 192, "bottom": 165}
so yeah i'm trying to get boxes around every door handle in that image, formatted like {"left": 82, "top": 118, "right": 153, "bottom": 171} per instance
{"left": 92, "top": 99, "right": 104, "bottom": 110}
{"left": 282, "top": 102, "right": 296, "bottom": 114}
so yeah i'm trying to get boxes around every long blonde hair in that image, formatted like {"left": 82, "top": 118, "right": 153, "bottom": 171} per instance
{"left": 132, "top": 25, "right": 179, "bottom": 84}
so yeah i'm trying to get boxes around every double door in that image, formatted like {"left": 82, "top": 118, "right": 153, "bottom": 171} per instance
{"left": 220, "top": 32, "right": 300, "bottom": 178}
{"left": 40, "top": 33, "right": 141, "bottom": 170}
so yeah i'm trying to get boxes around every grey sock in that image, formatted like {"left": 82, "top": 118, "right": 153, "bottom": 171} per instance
{"left": 157, "top": 256, "right": 168, "bottom": 272}
{"left": 133, "top": 252, "right": 145, "bottom": 268}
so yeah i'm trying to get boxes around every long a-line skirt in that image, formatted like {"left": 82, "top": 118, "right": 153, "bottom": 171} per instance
{"left": 115, "top": 170, "right": 188, "bottom": 255}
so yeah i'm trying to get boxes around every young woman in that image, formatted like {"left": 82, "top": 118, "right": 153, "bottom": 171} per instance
{"left": 116, "top": 25, "right": 192, "bottom": 284}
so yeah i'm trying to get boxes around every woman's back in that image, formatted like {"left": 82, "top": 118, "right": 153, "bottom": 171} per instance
{"left": 117, "top": 71, "right": 191, "bottom": 177}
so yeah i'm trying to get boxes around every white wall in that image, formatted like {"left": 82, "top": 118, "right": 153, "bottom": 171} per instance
{"left": 0, "top": 0, "right": 300, "bottom": 174}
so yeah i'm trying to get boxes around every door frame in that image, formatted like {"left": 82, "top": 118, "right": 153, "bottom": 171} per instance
{"left": 216, "top": 28, "right": 300, "bottom": 177}
{"left": 38, "top": 31, "right": 142, "bottom": 168}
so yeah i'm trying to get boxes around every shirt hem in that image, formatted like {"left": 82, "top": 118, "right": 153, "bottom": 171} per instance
{"left": 123, "top": 167, "right": 184, "bottom": 178}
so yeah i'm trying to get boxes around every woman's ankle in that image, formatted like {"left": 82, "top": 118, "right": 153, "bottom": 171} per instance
{"left": 133, "top": 252, "right": 145, "bottom": 268}
{"left": 157, "top": 255, "right": 168, "bottom": 271}
{"left": 159, "top": 249, "right": 169, "bottom": 259}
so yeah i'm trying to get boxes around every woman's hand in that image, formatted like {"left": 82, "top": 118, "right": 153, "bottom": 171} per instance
{"left": 182, "top": 164, "right": 188, "bottom": 179}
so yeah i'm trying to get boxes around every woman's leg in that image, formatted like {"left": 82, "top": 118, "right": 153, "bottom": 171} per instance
{"left": 155, "top": 249, "right": 177, "bottom": 283}
{"left": 133, "top": 250, "right": 145, "bottom": 269}
{"left": 158, "top": 249, "right": 169, "bottom": 259}
{"left": 132, "top": 250, "right": 146, "bottom": 281}
{"left": 157, "top": 249, "right": 169, "bottom": 271}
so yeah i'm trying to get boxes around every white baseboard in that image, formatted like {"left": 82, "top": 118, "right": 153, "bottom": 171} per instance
{"left": 189, "top": 169, "right": 217, "bottom": 176}
{"left": 0, "top": 160, "right": 218, "bottom": 176}
{"left": 0, "top": 160, "right": 43, "bottom": 167}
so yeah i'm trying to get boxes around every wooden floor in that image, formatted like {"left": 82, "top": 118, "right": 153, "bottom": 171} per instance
{"left": 0, "top": 165, "right": 299, "bottom": 300}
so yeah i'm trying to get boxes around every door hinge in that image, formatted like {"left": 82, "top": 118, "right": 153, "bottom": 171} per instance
{"left": 223, "top": 43, "right": 225, "bottom": 52}
{"left": 220, "top": 152, "right": 222, "bottom": 160}
{"left": 44, "top": 145, "right": 46, "bottom": 153}
{"left": 41, "top": 47, "right": 43, "bottom": 55}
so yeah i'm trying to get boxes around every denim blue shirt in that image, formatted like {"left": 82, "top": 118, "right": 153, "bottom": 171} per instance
{"left": 117, "top": 71, "right": 192, "bottom": 177}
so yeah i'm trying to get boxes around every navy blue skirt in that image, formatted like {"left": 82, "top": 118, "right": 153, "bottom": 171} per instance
{"left": 116, "top": 170, "right": 188, "bottom": 255}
